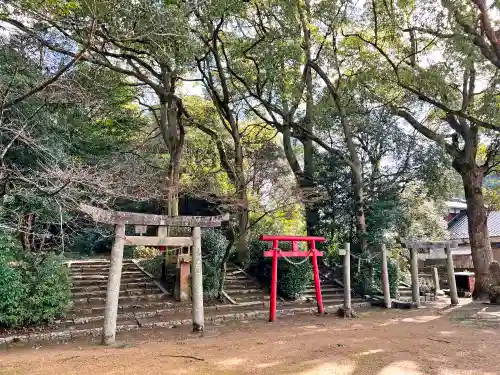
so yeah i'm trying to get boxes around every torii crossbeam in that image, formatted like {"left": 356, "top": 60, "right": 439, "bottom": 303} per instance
{"left": 80, "top": 204, "right": 229, "bottom": 345}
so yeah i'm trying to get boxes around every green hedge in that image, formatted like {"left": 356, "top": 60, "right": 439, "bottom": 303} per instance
{"left": 0, "top": 235, "right": 72, "bottom": 328}
{"left": 248, "top": 239, "right": 312, "bottom": 299}
{"left": 201, "top": 229, "right": 229, "bottom": 299}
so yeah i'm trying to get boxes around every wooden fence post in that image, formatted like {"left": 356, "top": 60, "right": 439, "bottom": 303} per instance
{"left": 102, "top": 223, "right": 125, "bottom": 345}
{"left": 343, "top": 243, "right": 352, "bottom": 317}
{"left": 445, "top": 243, "right": 459, "bottom": 305}
{"left": 191, "top": 226, "right": 204, "bottom": 331}
{"left": 410, "top": 247, "right": 420, "bottom": 307}
{"left": 381, "top": 244, "right": 391, "bottom": 308}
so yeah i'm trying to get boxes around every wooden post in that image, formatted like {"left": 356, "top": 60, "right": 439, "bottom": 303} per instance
{"left": 445, "top": 243, "right": 459, "bottom": 305}
{"left": 343, "top": 243, "right": 352, "bottom": 316}
{"left": 410, "top": 247, "right": 420, "bottom": 307}
{"left": 381, "top": 244, "right": 391, "bottom": 308}
{"left": 177, "top": 261, "right": 191, "bottom": 301}
{"left": 432, "top": 266, "right": 441, "bottom": 294}
{"left": 102, "top": 223, "right": 125, "bottom": 345}
{"left": 191, "top": 226, "right": 204, "bottom": 331}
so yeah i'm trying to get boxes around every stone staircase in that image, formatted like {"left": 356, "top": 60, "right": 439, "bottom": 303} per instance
{"left": 223, "top": 264, "right": 269, "bottom": 305}
{"left": 61, "top": 259, "right": 188, "bottom": 333}
{"left": 301, "top": 281, "right": 348, "bottom": 306}
{"left": 398, "top": 282, "right": 413, "bottom": 300}
{"left": 223, "top": 263, "right": 365, "bottom": 309}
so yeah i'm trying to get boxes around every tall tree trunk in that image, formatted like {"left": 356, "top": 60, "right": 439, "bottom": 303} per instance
{"left": 299, "top": 0, "right": 319, "bottom": 236}
{"left": 234, "top": 138, "right": 249, "bottom": 264}
{"left": 352, "top": 167, "right": 368, "bottom": 254}
{"left": 459, "top": 164, "right": 493, "bottom": 299}
{"left": 159, "top": 69, "right": 184, "bottom": 218}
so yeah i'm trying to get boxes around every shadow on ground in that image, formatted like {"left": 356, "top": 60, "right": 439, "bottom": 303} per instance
{"left": 1, "top": 299, "right": 499, "bottom": 375}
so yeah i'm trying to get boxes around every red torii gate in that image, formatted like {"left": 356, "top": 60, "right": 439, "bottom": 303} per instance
{"left": 260, "top": 235, "right": 325, "bottom": 322}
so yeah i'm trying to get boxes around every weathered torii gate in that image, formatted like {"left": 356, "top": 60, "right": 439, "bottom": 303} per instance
{"left": 80, "top": 204, "right": 229, "bottom": 345}
{"left": 402, "top": 240, "right": 459, "bottom": 306}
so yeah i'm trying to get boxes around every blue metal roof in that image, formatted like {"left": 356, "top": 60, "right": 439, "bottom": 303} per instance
{"left": 448, "top": 210, "right": 500, "bottom": 239}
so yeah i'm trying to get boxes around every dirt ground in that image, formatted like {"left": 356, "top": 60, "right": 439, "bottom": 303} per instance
{"left": 1, "top": 299, "right": 500, "bottom": 375}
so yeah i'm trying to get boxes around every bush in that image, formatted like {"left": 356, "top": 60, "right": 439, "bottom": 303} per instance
{"left": 0, "top": 232, "right": 22, "bottom": 260}
{"left": 419, "top": 279, "right": 433, "bottom": 295}
{"left": 248, "top": 238, "right": 312, "bottom": 299}
{"left": 139, "top": 254, "right": 164, "bottom": 279}
{"left": 202, "top": 229, "right": 229, "bottom": 299}
{"left": 0, "top": 258, "right": 26, "bottom": 327}
{"left": 0, "top": 243, "right": 72, "bottom": 328}
{"left": 134, "top": 246, "right": 159, "bottom": 259}
{"left": 72, "top": 228, "right": 112, "bottom": 256}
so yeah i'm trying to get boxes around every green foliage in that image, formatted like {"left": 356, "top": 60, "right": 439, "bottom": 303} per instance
{"left": 372, "top": 256, "right": 401, "bottom": 297}
{"left": 139, "top": 254, "right": 165, "bottom": 279}
{"left": 202, "top": 229, "right": 230, "bottom": 299}
{"left": 0, "top": 236, "right": 72, "bottom": 328}
{"left": 0, "top": 231, "right": 23, "bottom": 260}
{"left": 0, "top": 257, "right": 26, "bottom": 327}
{"left": 134, "top": 246, "right": 160, "bottom": 259}
{"left": 72, "top": 229, "right": 112, "bottom": 256}
{"left": 248, "top": 238, "right": 312, "bottom": 299}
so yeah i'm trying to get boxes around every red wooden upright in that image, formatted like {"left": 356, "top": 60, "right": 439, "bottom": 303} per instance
{"left": 260, "top": 235, "right": 325, "bottom": 322}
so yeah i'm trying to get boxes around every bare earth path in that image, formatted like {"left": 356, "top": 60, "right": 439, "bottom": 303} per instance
{"left": 1, "top": 300, "right": 499, "bottom": 375}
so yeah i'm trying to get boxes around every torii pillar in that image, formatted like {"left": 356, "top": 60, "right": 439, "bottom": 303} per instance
{"left": 80, "top": 204, "right": 229, "bottom": 344}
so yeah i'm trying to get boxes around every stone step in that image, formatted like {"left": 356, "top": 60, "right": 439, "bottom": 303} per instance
{"left": 224, "top": 279, "right": 261, "bottom": 287}
{"left": 297, "top": 296, "right": 363, "bottom": 305}
{"left": 231, "top": 294, "right": 269, "bottom": 302}
{"left": 69, "top": 261, "right": 112, "bottom": 266}
{"left": 303, "top": 286, "right": 343, "bottom": 292}
{"left": 73, "top": 293, "right": 166, "bottom": 306}
{"left": 224, "top": 276, "right": 250, "bottom": 282}
{"left": 225, "top": 271, "right": 247, "bottom": 276}
{"left": 224, "top": 288, "right": 263, "bottom": 294}
{"left": 69, "top": 261, "right": 135, "bottom": 266}
{"left": 72, "top": 288, "right": 161, "bottom": 299}
{"left": 69, "top": 262, "right": 135, "bottom": 268}
{"left": 69, "top": 267, "right": 139, "bottom": 273}
{"left": 70, "top": 270, "right": 144, "bottom": 276}
{"left": 64, "top": 306, "right": 188, "bottom": 325}
{"left": 70, "top": 300, "right": 181, "bottom": 316}
{"left": 302, "top": 290, "right": 344, "bottom": 297}
{"left": 224, "top": 284, "right": 262, "bottom": 291}
{"left": 71, "top": 281, "right": 158, "bottom": 293}
{"left": 66, "top": 302, "right": 251, "bottom": 325}
{"left": 71, "top": 275, "right": 151, "bottom": 283}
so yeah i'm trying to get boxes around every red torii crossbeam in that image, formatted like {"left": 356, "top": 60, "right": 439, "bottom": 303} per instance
{"left": 260, "top": 235, "right": 325, "bottom": 322}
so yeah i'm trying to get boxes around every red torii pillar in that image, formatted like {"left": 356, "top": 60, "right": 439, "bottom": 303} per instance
{"left": 260, "top": 235, "right": 325, "bottom": 322}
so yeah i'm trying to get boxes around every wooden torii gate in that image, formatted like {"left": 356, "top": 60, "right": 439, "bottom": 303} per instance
{"left": 80, "top": 204, "right": 229, "bottom": 345}
{"left": 402, "top": 240, "right": 459, "bottom": 306}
